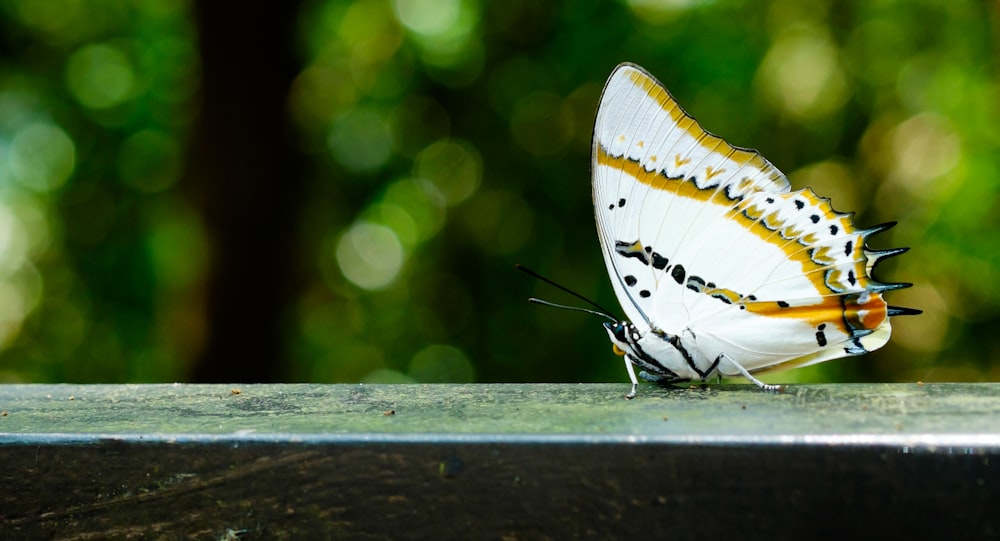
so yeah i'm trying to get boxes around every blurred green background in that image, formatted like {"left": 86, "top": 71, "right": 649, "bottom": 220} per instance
{"left": 0, "top": 0, "right": 994, "bottom": 385}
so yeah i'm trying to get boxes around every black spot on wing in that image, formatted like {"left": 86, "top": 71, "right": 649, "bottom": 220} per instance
{"left": 671, "top": 265, "right": 686, "bottom": 284}
{"left": 651, "top": 252, "right": 669, "bottom": 270}
{"left": 624, "top": 275, "right": 637, "bottom": 287}
{"left": 713, "top": 293, "right": 732, "bottom": 304}
{"left": 639, "top": 290, "right": 651, "bottom": 298}
{"left": 615, "top": 240, "right": 649, "bottom": 265}
{"left": 686, "top": 275, "right": 706, "bottom": 292}
{"left": 816, "top": 323, "right": 827, "bottom": 347}
{"left": 844, "top": 337, "right": 867, "bottom": 355}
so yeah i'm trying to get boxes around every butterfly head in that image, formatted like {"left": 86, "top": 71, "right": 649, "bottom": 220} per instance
{"left": 603, "top": 320, "right": 639, "bottom": 358}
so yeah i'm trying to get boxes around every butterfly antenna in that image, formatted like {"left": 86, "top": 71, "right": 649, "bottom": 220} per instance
{"left": 527, "top": 298, "right": 617, "bottom": 322}
{"left": 516, "top": 264, "right": 619, "bottom": 320}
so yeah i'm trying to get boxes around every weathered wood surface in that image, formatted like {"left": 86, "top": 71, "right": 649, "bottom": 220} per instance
{"left": 1, "top": 383, "right": 998, "bottom": 539}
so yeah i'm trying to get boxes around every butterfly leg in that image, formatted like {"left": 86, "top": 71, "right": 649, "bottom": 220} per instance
{"left": 623, "top": 356, "right": 639, "bottom": 400}
{"left": 718, "top": 354, "right": 785, "bottom": 392}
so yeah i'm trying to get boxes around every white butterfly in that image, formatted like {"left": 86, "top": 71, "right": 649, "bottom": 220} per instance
{"left": 592, "top": 63, "right": 920, "bottom": 398}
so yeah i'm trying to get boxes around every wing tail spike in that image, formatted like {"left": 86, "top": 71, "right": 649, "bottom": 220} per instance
{"left": 865, "top": 246, "right": 911, "bottom": 274}
{"left": 866, "top": 246, "right": 909, "bottom": 262}
{"left": 868, "top": 281, "right": 913, "bottom": 293}
{"left": 888, "top": 305, "right": 923, "bottom": 317}
{"left": 860, "top": 221, "right": 898, "bottom": 238}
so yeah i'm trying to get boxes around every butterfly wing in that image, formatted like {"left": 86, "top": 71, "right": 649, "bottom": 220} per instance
{"left": 592, "top": 63, "right": 915, "bottom": 373}
{"left": 593, "top": 62, "right": 790, "bottom": 333}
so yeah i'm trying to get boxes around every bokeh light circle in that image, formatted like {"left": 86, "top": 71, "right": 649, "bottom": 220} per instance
{"left": 335, "top": 222, "right": 404, "bottom": 290}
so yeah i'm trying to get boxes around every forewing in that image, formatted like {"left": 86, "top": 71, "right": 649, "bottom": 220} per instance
{"left": 592, "top": 63, "right": 790, "bottom": 332}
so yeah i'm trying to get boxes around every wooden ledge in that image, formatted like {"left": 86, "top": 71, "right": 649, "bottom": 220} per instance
{"left": 1, "top": 383, "right": 998, "bottom": 539}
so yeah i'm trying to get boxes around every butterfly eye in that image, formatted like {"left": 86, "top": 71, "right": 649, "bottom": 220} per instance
{"left": 605, "top": 322, "right": 627, "bottom": 342}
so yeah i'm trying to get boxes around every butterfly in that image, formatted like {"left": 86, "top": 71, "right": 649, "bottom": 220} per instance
{"left": 591, "top": 63, "right": 920, "bottom": 398}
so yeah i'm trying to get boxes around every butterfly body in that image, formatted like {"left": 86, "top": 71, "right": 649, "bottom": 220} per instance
{"left": 592, "top": 63, "right": 918, "bottom": 397}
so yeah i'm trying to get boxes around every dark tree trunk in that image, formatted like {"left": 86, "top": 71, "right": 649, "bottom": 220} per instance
{"left": 187, "top": 3, "right": 304, "bottom": 382}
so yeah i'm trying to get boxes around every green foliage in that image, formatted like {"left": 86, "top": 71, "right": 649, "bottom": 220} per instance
{"left": 0, "top": 0, "right": 995, "bottom": 383}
